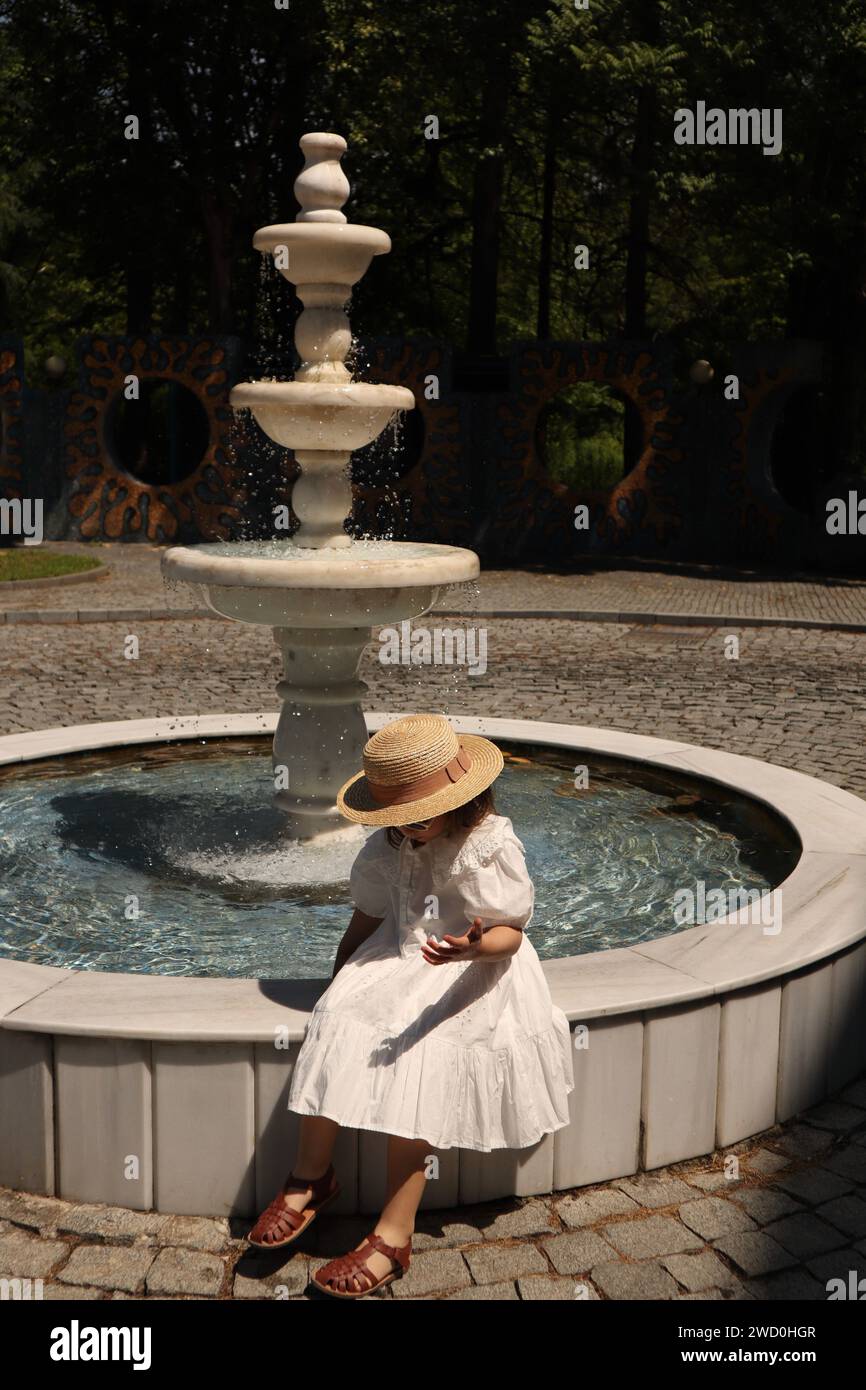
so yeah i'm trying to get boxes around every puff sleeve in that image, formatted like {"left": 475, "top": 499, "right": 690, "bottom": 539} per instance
{"left": 455, "top": 834, "right": 535, "bottom": 932}
{"left": 348, "top": 829, "right": 391, "bottom": 919}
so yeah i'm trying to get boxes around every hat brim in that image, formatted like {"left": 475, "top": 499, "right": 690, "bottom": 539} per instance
{"left": 336, "top": 733, "right": 504, "bottom": 827}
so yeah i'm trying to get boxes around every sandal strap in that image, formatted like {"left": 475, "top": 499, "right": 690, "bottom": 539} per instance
{"left": 285, "top": 1163, "right": 334, "bottom": 1203}
{"left": 251, "top": 1194, "right": 305, "bottom": 1239}
{"left": 364, "top": 1231, "right": 412, "bottom": 1271}
{"left": 250, "top": 1166, "right": 336, "bottom": 1242}
{"left": 270, "top": 1201, "right": 306, "bottom": 1232}
{"left": 321, "top": 1250, "right": 381, "bottom": 1293}
{"left": 317, "top": 1232, "right": 411, "bottom": 1292}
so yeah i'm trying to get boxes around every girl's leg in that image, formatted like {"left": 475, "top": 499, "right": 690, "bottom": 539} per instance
{"left": 378, "top": 1134, "right": 430, "bottom": 1245}
{"left": 274, "top": 1114, "right": 340, "bottom": 1217}
{"left": 339, "top": 1135, "right": 430, "bottom": 1290}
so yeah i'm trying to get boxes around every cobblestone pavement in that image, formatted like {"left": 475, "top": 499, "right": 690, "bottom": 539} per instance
{"left": 2, "top": 569, "right": 866, "bottom": 1300}
{"left": 1, "top": 1082, "right": 864, "bottom": 1300}
{"left": 2, "top": 616, "right": 866, "bottom": 799}
{"left": 3, "top": 541, "right": 866, "bottom": 626}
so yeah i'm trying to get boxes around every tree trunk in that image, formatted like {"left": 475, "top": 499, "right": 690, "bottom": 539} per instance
{"left": 622, "top": 85, "right": 654, "bottom": 475}
{"left": 202, "top": 191, "right": 234, "bottom": 333}
{"left": 124, "top": 2, "right": 154, "bottom": 336}
{"left": 624, "top": 85, "right": 653, "bottom": 340}
{"left": 623, "top": 0, "right": 657, "bottom": 479}
{"left": 467, "top": 68, "right": 509, "bottom": 355}
{"left": 167, "top": 253, "right": 191, "bottom": 335}
{"left": 125, "top": 263, "right": 154, "bottom": 336}
{"left": 537, "top": 118, "right": 557, "bottom": 340}
{"left": 786, "top": 129, "right": 866, "bottom": 493}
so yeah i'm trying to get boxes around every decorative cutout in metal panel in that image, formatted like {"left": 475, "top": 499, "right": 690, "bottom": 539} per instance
{"left": 493, "top": 343, "right": 685, "bottom": 560}
{"left": 64, "top": 337, "right": 245, "bottom": 541}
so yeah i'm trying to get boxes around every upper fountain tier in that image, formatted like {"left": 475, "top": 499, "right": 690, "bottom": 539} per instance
{"left": 228, "top": 131, "right": 417, "bottom": 547}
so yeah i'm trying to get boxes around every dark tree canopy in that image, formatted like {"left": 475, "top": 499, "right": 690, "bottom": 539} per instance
{"left": 1, "top": 0, "right": 865, "bottom": 472}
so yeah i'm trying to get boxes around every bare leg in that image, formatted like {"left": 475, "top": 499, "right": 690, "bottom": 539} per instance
{"left": 293, "top": 1114, "right": 340, "bottom": 1184}
{"left": 340, "top": 1135, "right": 430, "bottom": 1290}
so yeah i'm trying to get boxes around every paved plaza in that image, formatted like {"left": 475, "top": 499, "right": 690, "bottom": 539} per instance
{"left": 3, "top": 610, "right": 865, "bottom": 799}
{"left": 2, "top": 547, "right": 865, "bottom": 1299}
{"left": 2, "top": 1094, "right": 865, "bottom": 1301}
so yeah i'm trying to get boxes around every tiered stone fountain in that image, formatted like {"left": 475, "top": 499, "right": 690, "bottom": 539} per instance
{"left": 162, "top": 133, "right": 479, "bottom": 840}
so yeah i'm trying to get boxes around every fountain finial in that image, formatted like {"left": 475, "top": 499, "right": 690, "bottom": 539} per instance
{"left": 294, "top": 133, "right": 350, "bottom": 224}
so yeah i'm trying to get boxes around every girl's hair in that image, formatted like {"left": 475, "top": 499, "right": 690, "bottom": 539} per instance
{"left": 385, "top": 786, "right": 496, "bottom": 850}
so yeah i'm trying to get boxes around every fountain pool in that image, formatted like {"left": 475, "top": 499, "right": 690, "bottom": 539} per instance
{"left": 0, "top": 737, "right": 799, "bottom": 977}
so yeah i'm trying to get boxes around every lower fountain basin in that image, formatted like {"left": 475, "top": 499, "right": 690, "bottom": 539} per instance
{"left": 1, "top": 713, "right": 864, "bottom": 1216}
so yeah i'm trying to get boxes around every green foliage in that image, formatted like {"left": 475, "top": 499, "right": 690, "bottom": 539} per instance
{"left": 538, "top": 382, "right": 626, "bottom": 492}
{"left": 0, "top": 0, "right": 864, "bottom": 472}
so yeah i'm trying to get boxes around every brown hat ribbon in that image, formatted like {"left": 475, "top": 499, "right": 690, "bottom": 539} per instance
{"left": 366, "top": 744, "right": 473, "bottom": 807}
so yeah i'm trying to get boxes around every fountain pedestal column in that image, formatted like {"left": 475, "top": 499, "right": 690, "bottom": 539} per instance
{"left": 290, "top": 450, "right": 352, "bottom": 548}
{"left": 271, "top": 626, "right": 369, "bottom": 839}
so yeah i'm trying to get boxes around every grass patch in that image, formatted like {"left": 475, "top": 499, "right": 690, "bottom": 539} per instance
{"left": 0, "top": 550, "right": 104, "bottom": 583}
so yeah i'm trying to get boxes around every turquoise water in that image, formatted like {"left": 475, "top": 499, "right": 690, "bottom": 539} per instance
{"left": 0, "top": 740, "right": 799, "bottom": 978}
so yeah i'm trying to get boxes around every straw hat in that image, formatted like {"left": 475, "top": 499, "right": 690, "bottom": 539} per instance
{"left": 337, "top": 714, "right": 504, "bottom": 827}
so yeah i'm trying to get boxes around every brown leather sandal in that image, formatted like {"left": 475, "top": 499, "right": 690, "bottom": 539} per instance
{"left": 313, "top": 1231, "right": 411, "bottom": 1298}
{"left": 247, "top": 1163, "right": 340, "bottom": 1251}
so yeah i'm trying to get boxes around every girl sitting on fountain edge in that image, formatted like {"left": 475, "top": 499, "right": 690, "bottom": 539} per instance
{"left": 247, "top": 712, "right": 575, "bottom": 1298}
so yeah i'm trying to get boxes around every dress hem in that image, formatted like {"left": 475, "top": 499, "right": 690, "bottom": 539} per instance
{"left": 286, "top": 1091, "right": 575, "bottom": 1155}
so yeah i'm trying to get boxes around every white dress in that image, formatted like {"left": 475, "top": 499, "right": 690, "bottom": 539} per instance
{"left": 286, "top": 813, "right": 575, "bottom": 1152}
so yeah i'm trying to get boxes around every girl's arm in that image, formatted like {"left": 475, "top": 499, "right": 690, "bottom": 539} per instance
{"left": 332, "top": 908, "right": 384, "bottom": 978}
{"left": 475, "top": 923, "right": 523, "bottom": 961}
{"left": 422, "top": 917, "right": 523, "bottom": 965}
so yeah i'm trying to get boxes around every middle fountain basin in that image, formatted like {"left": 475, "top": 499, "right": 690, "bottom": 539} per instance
{"left": 230, "top": 380, "right": 416, "bottom": 452}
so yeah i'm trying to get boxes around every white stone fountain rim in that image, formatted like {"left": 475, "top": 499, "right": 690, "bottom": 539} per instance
{"left": 1, "top": 712, "right": 865, "bottom": 1044}
{"left": 229, "top": 380, "right": 415, "bottom": 410}
{"left": 161, "top": 543, "right": 480, "bottom": 589}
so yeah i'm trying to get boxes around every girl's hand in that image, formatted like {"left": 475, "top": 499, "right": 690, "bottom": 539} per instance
{"left": 421, "top": 917, "right": 484, "bottom": 965}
